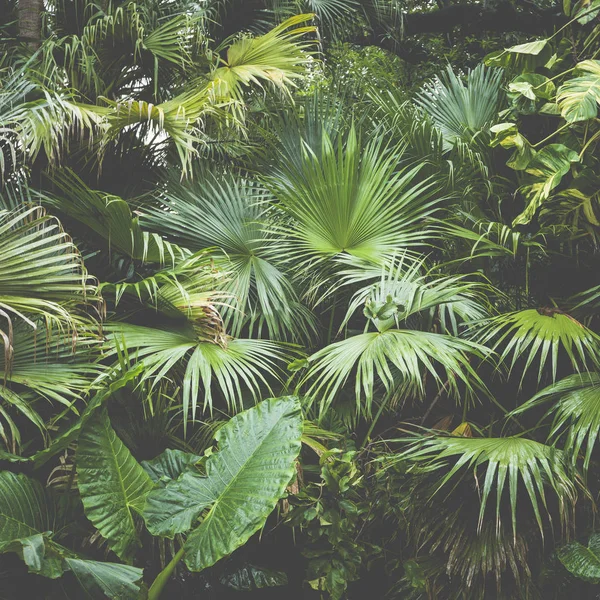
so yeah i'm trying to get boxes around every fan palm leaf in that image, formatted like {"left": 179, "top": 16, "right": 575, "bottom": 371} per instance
{"left": 0, "top": 321, "right": 102, "bottom": 452}
{"left": 0, "top": 205, "right": 100, "bottom": 355}
{"left": 474, "top": 309, "right": 600, "bottom": 386}
{"left": 210, "top": 14, "right": 316, "bottom": 105}
{"left": 342, "top": 253, "right": 490, "bottom": 335}
{"left": 104, "top": 323, "right": 294, "bottom": 425}
{"left": 415, "top": 64, "right": 504, "bottom": 149}
{"left": 394, "top": 435, "right": 577, "bottom": 540}
{"left": 266, "top": 126, "right": 443, "bottom": 294}
{"left": 142, "top": 169, "right": 314, "bottom": 341}
{"left": 512, "top": 373, "right": 600, "bottom": 473}
{"left": 300, "top": 329, "right": 488, "bottom": 418}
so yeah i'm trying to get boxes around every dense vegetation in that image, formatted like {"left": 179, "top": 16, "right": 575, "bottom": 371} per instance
{"left": 2, "top": 1, "right": 600, "bottom": 598}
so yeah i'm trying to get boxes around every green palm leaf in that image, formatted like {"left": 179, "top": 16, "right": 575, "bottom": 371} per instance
{"left": 512, "top": 373, "right": 600, "bottom": 472}
{"left": 45, "top": 171, "right": 187, "bottom": 265}
{"left": 143, "top": 396, "right": 303, "bottom": 571}
{"left": 474, "top": 309, "right": 600, "bottom": 386}
{"left": 0, "top": 321, "right": 101, "bottom": 452}
{"left": 210, "top": 14, "right": 315, "bottom": 105}
{"left": 77, "top": 407, "right": 154, "bottom": 562}
{"left": 0, "top": 205, "right": 100, "bottom": 344}
{"left": 142, "top": 169, "right": 314, "bottom": 340}
{"left": 342, "top": 253, "right": 490, "bottom": 335}
{"left": 301, "top": 329, "right": 488, "bottom": 418}
{"left": 267, "top": 127, "right": 442, "bottom": 288}
{"left": 415, "top": 64, "right": 504, "bottom": 148}
{"left": 396, "top": 435, "right": 577, "bottom": 539}
{"left": 105, "top": 323, "right": 293, "bottom": 422}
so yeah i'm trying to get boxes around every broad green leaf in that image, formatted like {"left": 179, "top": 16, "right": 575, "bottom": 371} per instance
{"left": 490, "top": 122, "right": 535, "bottom": 170}
{"left": 485, "top": 40, "right": 552, "bottom": 72}
{"left": 514, "top": 144, "right": 580, "bottom": 225}
{"left": 65, "top": 558, "right": 144, "bottom": 600}
{"left": 558, "top": 534, "right": 600, "bottom": 583}
{"left": 508, "top": 74, "right": 555, "bottom": 101}
{"left": 557, "top": 60, "right": 600, "bottom": 122}
{"left": 574, "top": 0, "right": 600, "bottom": 23}
{"left": 144, "top": 397, "right": 303, "bottom": 571}
{"left": 0, "top": 471, "right": 63, "bottom": 578}
{"left": 142, "top": 449, "right": 202, "bottom": 483}
{"left": 0, "top": 471, "right": 143, "bottom": 598}
{"left": 77, "top": 408, "right": 154, "bottom": 562}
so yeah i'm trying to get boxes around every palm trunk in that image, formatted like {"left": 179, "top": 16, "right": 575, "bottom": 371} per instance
{"left": 18, "top": 0, "right": 44, "bottom": 49}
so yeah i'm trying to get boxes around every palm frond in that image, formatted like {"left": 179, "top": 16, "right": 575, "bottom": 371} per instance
{"left": 0, "top": 204, "right": 100, "bottom": 357}
{"left": 266, "top": 126, "right": 443, "bottom": 295}
{"left": 142, "top": 168, "right": 315, "bottom": 341}
{"left": 473, "top": 309, "right": 600, "bottom": 386}
{"left": 44, "top": 170, "right": 187, "bottom": 266}
{"left": 0, "top": 321, "right": 102, "bottom": 452}
{"left": 513, "top": 373, "right": 600, "bottom": 473}
{"left": 300, "top": 329, "right": 488, "bottom": 418}
{"left": 104, "top": 323, "right": 294, "bottom": 425}
{"left": 342, "top": 253, "right": 490, "bottom": 335}
{"left": 394, "top": 435, "right": 577, "bottom": 539}
{"left": 210, "top": 14, "right": 316, "bottom": 105}
{"left": 415, "top": 64, "right": 504, "bottom": 149}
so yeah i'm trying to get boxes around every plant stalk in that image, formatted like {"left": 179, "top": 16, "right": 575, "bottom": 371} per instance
{"left": 147, "top": 547, "right": 185, "bottom": 600}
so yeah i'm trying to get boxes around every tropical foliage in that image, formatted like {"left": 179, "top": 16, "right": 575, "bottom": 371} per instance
{"left": 1, "top": 1, "right": 600, "bottom": 599}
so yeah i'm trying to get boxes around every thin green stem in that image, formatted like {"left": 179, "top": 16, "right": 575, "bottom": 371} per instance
{"left": 147, "top": 547, "right": 185, "bottom": 600}
{"left": 532, "top": 122, "right": 571, "bottom": 148}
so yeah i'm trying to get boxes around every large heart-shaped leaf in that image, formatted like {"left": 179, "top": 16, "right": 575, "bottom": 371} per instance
{"left": 144, "top": 396, "right": 302, "bottom": 571}
{"left": 77, "top": 408, "right": 154, "bottom": 562}
{"left": 142, "top": 449, "right": 202, "bottom": 484}
{"left": 65, "top": 558, "right": 144, "bottom": 599}
{"left": 0, "top": 471, "right": 143, "bottom": 598}
{"left": 0, "top": 471, "right": 63, "bottom": 578}
{"left": 557, "top": 60, "right": 600, "bottom": 123}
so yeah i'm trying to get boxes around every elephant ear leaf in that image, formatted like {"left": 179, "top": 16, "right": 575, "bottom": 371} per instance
{"left": 77, "top": 408, "right": 154, "bottom": 562}
{"left": 144, "top": 396, "right": 303, "bottom": 572}
{"left": 142, "top": 449, "right": 202, "bottom": 484}
{"left": 558, "top": 534, "right": 600, "bottom": 583}
{"left": 65, "top": 558, "right": 144, "bottom": 600}
{"left": 0, "top": 471, "right": 64, "bottom": 578}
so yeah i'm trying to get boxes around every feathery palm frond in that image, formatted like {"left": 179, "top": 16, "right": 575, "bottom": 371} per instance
{"left": 102, "top": 251, "right": 229, "bottom": 331}
{"left": 105, "top": 323, "right": 294, "bottom": 425}
{"left": 0, "top": 204, "right": 100, "bottom": 357}
{"left": 393, "top": 435, "right": 577, "bottom": 539}
{"left": 342, "top": 253, "right": 491, "bottom": 335}
{"left": 44, "top": 170, "right": 187, "bottom": 266}
{"left": 415, "top": 64, "right": 504, "bottom": 149}
{"left": 0, "top": 321, "right": 102, "bottom": 453}
{"left": 210, "top": 13, "right": 316, "bottom": 105}
{"left": 513, "top": 373, "right": 600, "bottom": 473}
{"left": 300, "top": 329, "right": 488, "bottom": 418}
{"left": 142, "top": 169, "right": 315, "bottom": 341}
{"left": 474, "top": 309, "right": 600, "bottom": 386}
